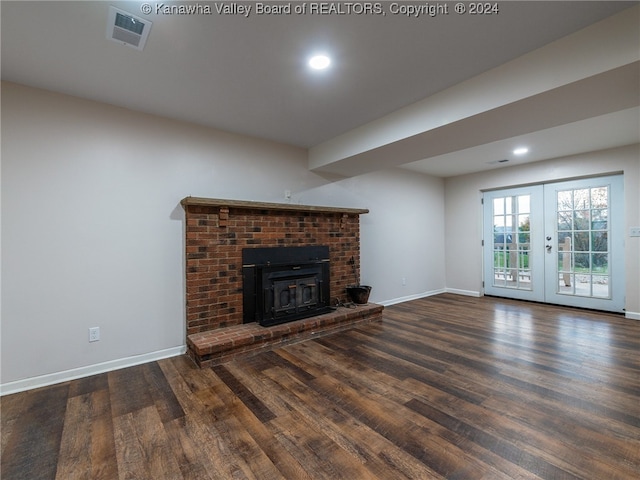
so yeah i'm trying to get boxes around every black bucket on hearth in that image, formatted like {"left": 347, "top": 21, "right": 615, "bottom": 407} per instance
{"left": 346, "top": 285, "right": 372, "bottom": 304}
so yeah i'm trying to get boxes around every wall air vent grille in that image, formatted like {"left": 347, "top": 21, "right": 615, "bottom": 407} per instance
{"left": 107, "top": 6, "right": 152, "bottom": 51}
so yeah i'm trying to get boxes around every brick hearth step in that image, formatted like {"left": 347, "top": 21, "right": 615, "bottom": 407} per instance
{"left": 187, "top": 303, "right": 383, "bottom": 368}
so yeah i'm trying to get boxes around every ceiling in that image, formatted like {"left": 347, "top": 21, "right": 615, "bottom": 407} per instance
{"left": 2, "top": 1, "right": 638, "bottom": 177}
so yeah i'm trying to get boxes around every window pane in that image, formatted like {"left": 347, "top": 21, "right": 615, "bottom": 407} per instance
{"left": 592, "top": 275, "right": 609, "bottom": 298}
{"left": 558, "top": 273, "right": 574, "bottom": 294}
{"left": 558, "top": 235, "right": 572, "bottom": 252}
{"left": 592, "top": 232, "right": 608, "bottom": 252}
{"left": 557, "top": 211, "right": 572, "bottom": 231}
{"left": 591, "top": 209, "right": 608, "bottom": 230}
{"left": 518, "top": 214, "right": 530, "bottom": 235}
{"left": 574, "top": 210, "right": 590, "bottom": 230}
{"left": 592, "top": 253, "right": 608, "bottom": 274}
{"left": 493, "top": 198, "right": 504, "bottom": 215}
{"left": 505, "top": 216, "right": 513, "bottom": 229}
{"left": 574, "top": 232, "right": 589, "bottom": 252}
{"left": 574, "top": 253, "right": 590, "bottom": 271}
{"left": 574, "top": 189, "right": 590, "bottom": 209}
{"left": 505, "top": 197, "right": 513, "bottom": 215}
{"left": 590, "top": 187, "right": 608, "bottom": 209}
{"left": 558, "top": 252, "right": 572, "bottom": 273}
{"left": 517, "top": 195, "right": 530, "bottom": 214}
{"left": 557, "top": 190, "right": 572, "bottom": 211}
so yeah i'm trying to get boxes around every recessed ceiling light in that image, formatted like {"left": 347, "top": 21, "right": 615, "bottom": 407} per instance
{"left": 513, "top": 147, "right": 529, "bottom": 155}
{"left": 308, "top": 55, "right": 331, "bottom": 70}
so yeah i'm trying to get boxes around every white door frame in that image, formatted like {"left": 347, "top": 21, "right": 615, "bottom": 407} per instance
{"left": 483, "top": 185, "right": 544, "bottom": 303}
{"left": 483, "top": 174, "right": 625, "bottom": 313}
{"left": 543, "top": 175, "right": 625, "bottom": 312}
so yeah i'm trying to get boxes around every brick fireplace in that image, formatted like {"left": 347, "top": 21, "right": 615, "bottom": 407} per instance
{"left": 181, "top": 197, "right": 383, "bottom": 366}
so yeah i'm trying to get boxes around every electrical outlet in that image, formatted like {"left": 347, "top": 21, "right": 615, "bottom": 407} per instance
{"left": 284, "top": 190, "right": 291, "bottom": 199}
{"left": 89, "top": 327, "right": 100, "bottom": 342}
{"left": 402, "top": 277, "right": 406, "bottom": 286}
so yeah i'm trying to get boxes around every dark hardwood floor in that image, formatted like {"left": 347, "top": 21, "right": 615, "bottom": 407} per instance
{"left": 2, "top": 294, "right": 639, "bottom": 479}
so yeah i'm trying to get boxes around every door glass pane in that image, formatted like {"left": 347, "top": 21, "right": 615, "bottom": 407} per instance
{"left": 574, "top": 232, "right": 589, "bottom": 251}
{"left": 558, "top": 273, "right": 574, "bottom": 294}
{"left": 492, "top": 194, "right": 532, "bottom": 291}
{"left": 592, "top": 253, "right": 608, "bottom": 274}
{"left": 592, "top": 276, "right": 609, "bottom": 298}
{"left": 591, "top": 187, "right": 608, "bottom": 208}
{"left": 591, "top": 209, "right": 608, "bottom": 230}
{"left": 574, "top": 210, "right": 590, "bottom": 228}
{"left": 558, "top": 211, "right": 572, "bottom": 231}
{"left": 557, "top": 190, "right": 572, "bottom": 210}
{"left": 574, "top": 189, "right": 590, "bottom": 209}
{"left": 555, "top": 186, "right": 611, "bottom": 299}
{"left": 592, "top": 232, "right": 608, "bottom": 252}
{"left": 518, "top": 195, "right": 530, "bottom": 213}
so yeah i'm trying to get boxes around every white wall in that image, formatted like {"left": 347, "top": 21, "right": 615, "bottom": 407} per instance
{"left": 352, "top": 170, "right": 446, "bottom": 303}
{"left": 444, "top": 144, "right": 640, "bottom": 316}
{"left": 1, "top": 82, "right": 445, "bottom": 391}
{"left": 299, "top": 168, "right": 446, "bottom": 303}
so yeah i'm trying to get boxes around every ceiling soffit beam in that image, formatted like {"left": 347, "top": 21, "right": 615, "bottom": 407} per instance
{"left": 399, "top": 107, "right": 640, "bottom": 178}
{"left": 310, "top": 62, "right": 640, "bottom": 177}
{"left": 309, "top": 5, "right": 640, "bottom": 176}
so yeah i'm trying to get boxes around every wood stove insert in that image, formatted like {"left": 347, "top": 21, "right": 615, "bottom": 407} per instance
{"left": 242, "top": 246, "right": 331, "bottom": 327}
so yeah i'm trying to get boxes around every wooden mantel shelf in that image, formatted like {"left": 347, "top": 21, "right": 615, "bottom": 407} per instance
{"left": 181, "top": 197, "right": 369, "bottom": 215}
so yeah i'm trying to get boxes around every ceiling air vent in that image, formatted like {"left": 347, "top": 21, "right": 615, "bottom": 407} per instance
{"left": 486, "top": 159, "right": 510, "bottom": 165}
{"left": 106, "top": 6, "right": 152, "bottom": 51}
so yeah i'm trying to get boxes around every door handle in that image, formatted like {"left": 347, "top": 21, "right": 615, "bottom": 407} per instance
{"left": 546, "top": 244, "right": 552, "bottom": 252}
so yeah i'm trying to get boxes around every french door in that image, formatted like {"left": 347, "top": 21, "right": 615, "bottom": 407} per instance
{"left": 483, "top": 175, "right": 624, "bottom": 313}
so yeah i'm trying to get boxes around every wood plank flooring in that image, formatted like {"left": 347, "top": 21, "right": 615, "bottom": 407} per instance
{"left": 2, "top": 294, "right": 639, "bottom": 479}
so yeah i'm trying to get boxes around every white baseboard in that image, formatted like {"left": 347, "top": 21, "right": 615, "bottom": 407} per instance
{"left": 379, "top": 289, "right": 446, "bottom": 307}
{"left": 445, "top": 291, "right": 638, "bottom": 319}
{"left": 378, "top": 288, "right": 482, "bottom": 307}
{"left": 445, "top": 288, "right": 481, "bottom": 297}
{"left": 0, "top": 345, "right": 186, "bottom": 396}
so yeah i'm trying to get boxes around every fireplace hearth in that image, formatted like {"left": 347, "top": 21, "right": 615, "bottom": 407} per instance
{"left": 242, "top": 246, "right": 331, "bottom": 326}
{"left": 182, "top": 197, "right": 382, "bottom": 367}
